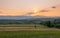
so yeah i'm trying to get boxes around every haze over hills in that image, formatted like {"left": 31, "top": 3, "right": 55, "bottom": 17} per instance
{"left": 0, "top": 16, "right": 47, "bottom": 20}
{"left": 0, "top": 16, "right": 60, "bottom": 20}
{"left": 0, "top": 16, "right": 60, "bottom": 24}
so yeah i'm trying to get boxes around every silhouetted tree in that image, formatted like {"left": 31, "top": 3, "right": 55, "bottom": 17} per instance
{"left": 45, "top": 21, "right": 54, "bottom": 28}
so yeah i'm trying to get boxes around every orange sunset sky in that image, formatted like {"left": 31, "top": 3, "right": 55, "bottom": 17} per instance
{"left": 0, "top": 0, "right": 60, "bottom": 16}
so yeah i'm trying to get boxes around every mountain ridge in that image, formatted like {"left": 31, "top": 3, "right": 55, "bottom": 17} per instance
{"left": 0, "top": 16, "right": 60, "bottom": 20}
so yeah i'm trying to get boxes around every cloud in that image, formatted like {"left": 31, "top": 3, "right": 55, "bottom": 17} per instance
{"left": 40, "top": 10, "right": 49, "bottom": 12}
{"left": 21, "top": 12, "right": 34, "bottom": 16}
{"left": 0, "top": 11, "right": 4, "bottom": 14}
{"left": 27, "top": 12, "right": 34, "bottom": 14}
{"left": 52, "top": 6, "right": 56, "bottom": 8}
{"left": 25, "top": 12, "right": 34, "bottom": 16}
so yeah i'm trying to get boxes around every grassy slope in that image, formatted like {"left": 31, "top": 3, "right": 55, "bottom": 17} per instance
{"left": 0, "top": 24, "right": 60, "bottom": 38}
{"left": 0, "top": 24, "right": 48, "bottom": 31}
{"left": 0, "top": 31, "right": 60, "bottom": 38}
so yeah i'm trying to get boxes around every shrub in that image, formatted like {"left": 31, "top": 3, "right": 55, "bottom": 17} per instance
{"left": 45, "top": 21, "right": 54, "bottom": 28}
{"left": 55, "top": 24, "right": 60, "bottom": 29}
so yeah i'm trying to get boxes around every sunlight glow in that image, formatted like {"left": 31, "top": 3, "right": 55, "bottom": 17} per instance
{"left": 32, "top": 8, "right": 39, "bottom": 13}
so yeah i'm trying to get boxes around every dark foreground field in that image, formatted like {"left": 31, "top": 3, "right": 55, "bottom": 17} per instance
{"left": 0, "top": 31, "right": 60, "bottom": 38}
{"left": 0, "top": 24, "right": 60, "bottom": 38}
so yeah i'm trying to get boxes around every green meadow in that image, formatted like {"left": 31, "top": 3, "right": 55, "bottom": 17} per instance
{"left": 0, "top": 24, "right": 60, "bottom": 38}
{"left": 0, "top": 31, "right": 60, "bottom": 38}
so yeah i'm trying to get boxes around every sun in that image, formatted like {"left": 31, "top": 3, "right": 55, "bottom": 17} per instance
{"left": 32, "top": 8, "right": 38, "bottom": 13}
{"left": 32, "top": 9, "right": 38, "bottom": 13}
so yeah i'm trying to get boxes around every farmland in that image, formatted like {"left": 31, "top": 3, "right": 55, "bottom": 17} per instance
{"left": 0, "top": 24, "right": 60, "bottom": 38}
{"left": 0, "top": 24, "right": 59, "bottom": 31}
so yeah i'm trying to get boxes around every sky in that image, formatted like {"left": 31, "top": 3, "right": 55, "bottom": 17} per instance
{"left": 0, "top": 0, "right": 60, "bottom": 16}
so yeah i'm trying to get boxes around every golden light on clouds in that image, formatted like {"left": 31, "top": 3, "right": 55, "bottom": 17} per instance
{"left": 0, "top": 0, "right": 60, "bottom": 16}
{"left": 32, "top": 8, "right": 60, "bottom": 16}
{"left": 0, "top": 7, "right": 60, "bottom": 16}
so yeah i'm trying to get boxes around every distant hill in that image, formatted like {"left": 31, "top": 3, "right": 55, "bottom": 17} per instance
{"left": 0, "top": 16, "right": 60, "bottom": 19}
{"left": 0, "top": 16, "right": 60, "bottom": 24}
{"left": 0, "top": 16, "right": 48, "bottom": 20}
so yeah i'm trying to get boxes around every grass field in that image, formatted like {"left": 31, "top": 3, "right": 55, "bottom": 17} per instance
{"left": 0, "top": 24, "right": 60, "bottom": 38}
{"left": 0, "top": 24, "right": 49, "bottom": 31}
{"left": 0, "top": 31, "right": 60, "bottom": 38}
